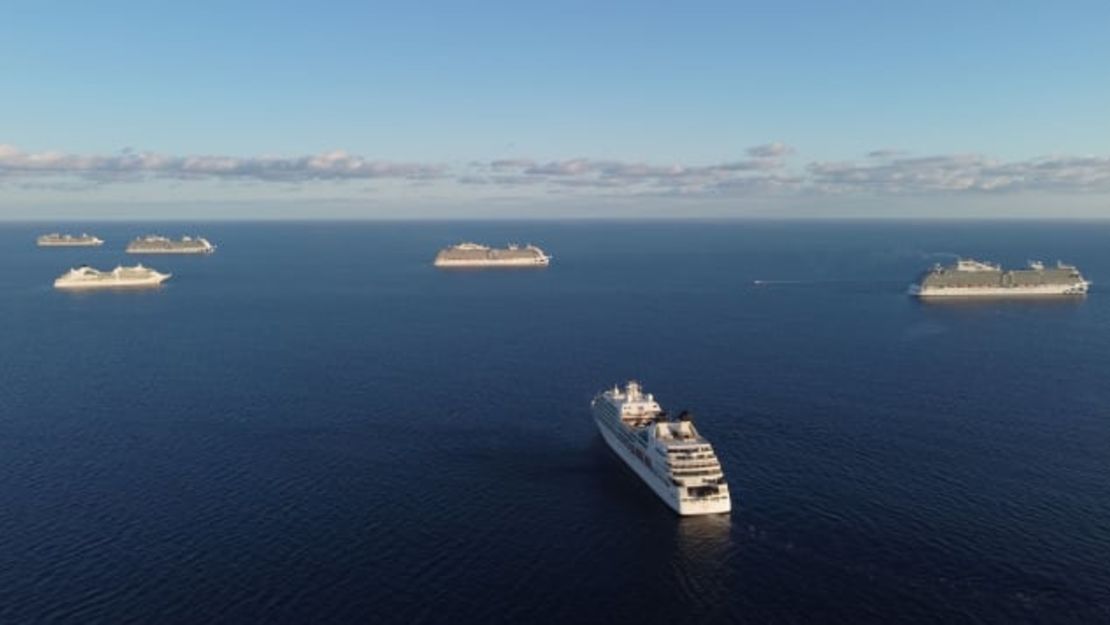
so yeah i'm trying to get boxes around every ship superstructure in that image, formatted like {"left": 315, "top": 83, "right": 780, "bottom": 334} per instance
{"left": 54, "top": 264, "right": 171, "bottom": 290}
{"left": 434, "top": 242, "right": 550, "bottom": 267}
{"left": 36, "top": 233, "right": 104, "bottom": 247}
{"left": 126, "top": 235, "right": 215, "bottom": 255}
{"left": 910, "top": 259, "right": 1089, "bottom": 297}
{"left": 591, "top": 381, "right": 731, "bottom": 516}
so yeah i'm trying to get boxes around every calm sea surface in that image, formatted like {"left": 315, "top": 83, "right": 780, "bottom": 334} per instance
{"left": 1, "top": 221, "right": 1108, "bottom": 624}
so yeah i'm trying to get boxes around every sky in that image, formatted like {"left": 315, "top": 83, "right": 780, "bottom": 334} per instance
{"left": 2, "top": 0, "right": 1109, "bottom": 219}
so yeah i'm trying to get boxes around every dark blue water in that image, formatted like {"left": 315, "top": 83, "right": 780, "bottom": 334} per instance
{"left": 2, "top": 221, "right": 1109, "bottom": 624}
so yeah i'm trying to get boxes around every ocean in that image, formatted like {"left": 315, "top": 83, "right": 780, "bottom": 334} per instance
{"left": 1, "top": 221, "right": 1108, "bottom": 624}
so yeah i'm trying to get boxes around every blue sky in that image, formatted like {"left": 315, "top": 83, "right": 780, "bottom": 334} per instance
{"left": 2, "top": 0, "right": 1109, "bottom": 218}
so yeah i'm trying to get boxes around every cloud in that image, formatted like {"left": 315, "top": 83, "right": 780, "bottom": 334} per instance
{"left": 746, "top": 142, "right": 794, "bottom": 158}
{"left": 489, "top": 157, "right": 536, "bottom": 170}
{"left": 807, "top": 153, "right": 1110, "bottom": 194}
{"left": 866, "top": 149, "right": 906, "bottom": 158}
{"left": 481, "top": 149, "right": 1110, "bottom": 197}
{"left": 0, "top": 142, "right": 808, "bottom": 200}
{"left": 523, "top": 159, "right": 597, "bottom": 176}
{"left": 5, "top": 142, "right": 1110, "bottom": 201}
{"left": 0, "top": 144, "right": 444, "bottom": 183}
{"left": 472, "top": 154, "right": 790, "bottom": 197}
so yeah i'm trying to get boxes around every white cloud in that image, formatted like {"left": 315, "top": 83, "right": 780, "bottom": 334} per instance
{"left": 0, "top": 144, "right": 443, "bottom": 182}
{"left": 5, "top": 143, "right": 1110, "bottom": 203}
{"left": 807, "top": 153, "right": 1110, "bottom": 194}
{"left": 489, "top": 157, "right": 537, "bottom": 170}
{"left": 746, "top": 142, "right": 794, "bottom": 158}
{"left": 475, "top": 154, "right": 787, "bottom": 194}
{"left": 866, "top": 149, "right": 906, "bottom": 158}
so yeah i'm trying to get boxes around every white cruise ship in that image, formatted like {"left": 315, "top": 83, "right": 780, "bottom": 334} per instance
{"left": 126, "top": 235, "right": 215, "bottom": 255}
{"left": 591, "top": 381, "right": 732, "bottom": 516}
{"left": 910, "top": 258, "right": 1089, "bottom": 298}
{"left": 54, "top": 264, "right": 171, "bottom": 290}
{"left": 37, "top": 233, "right": 104, "bottom": 247}
{"left": 434, "top": 242, "right": 550, "bottom": 268}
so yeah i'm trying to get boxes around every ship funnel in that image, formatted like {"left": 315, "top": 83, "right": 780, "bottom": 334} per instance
{"left": 626, "top": 380, "right": 641, "bottom": 397}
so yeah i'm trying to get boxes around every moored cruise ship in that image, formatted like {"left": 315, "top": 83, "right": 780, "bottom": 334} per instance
{"left": 126, "top": 235, "right": 215, "bottom": 255}
{"left": 37, "top": 233, "right": 104, "bottom": 247}
{"left": 910, "top": 259, "right": 1089, "bottom": 298}
{"left": 591, "top": 381, "right": 731, "bottom": 516}
{"left": 434, "top": 242, "right": 550, "bottom": 268}
{"left": 54, "top": 264, "right": 171, "bottom": 290}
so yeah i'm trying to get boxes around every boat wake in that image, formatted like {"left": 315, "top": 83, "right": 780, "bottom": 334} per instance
{"left": 752, "top": 279, "right": 811, "bottom": 285}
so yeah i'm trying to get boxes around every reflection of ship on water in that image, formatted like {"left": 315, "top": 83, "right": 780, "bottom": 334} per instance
{"left": 675, "top": 514, "right": 732, "bottom": 557}
{"left": 671, "top": 515, "right": 734, "bottom": 615}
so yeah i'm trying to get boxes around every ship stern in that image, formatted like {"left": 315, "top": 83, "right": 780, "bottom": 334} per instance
{"left": 676, "top": 495, "right": 731, "bottom": 516}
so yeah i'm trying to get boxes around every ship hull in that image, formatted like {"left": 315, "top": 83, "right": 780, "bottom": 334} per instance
{"left": 37, "top": 241, "right": 103, "bottom": 247}
{"left": 126, "top": 248, "right": 213, "bottom": 255}
{"left": 434, "top": 258, "right": 549, "bottom": 268}
{"left": 910, "top": 283, "right": 1089, "bottom": 298}
{"left": 593, "top": 414, "right": 731, "bottom": 516}
{"left": 54, "top": 275, "right": 170, "bottom": 290}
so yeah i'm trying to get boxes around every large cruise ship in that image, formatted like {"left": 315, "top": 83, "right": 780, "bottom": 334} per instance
{"left": 126, "top": 235, "right": 215, "bottom": 255}
{"left": 36, "top": 233, "right": 104, "bottom": 247}
{"left": 434, "top": 242, "right": 550, "bottom": 268}
{"left": 910, "top": 259, "right": 1089, "bottom": 298}
{"left": 591, "top": 381, "right": 731, "bottom": 516}
{"left": 54, "top": 264, "right": 171, "bottom": 290}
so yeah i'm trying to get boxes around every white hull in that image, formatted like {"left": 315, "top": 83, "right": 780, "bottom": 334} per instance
{"left": 910, "top": 282, "right": 1089, "bottom": 298}
{"left": 594, "top": 416, "right": 731, "bottom": 516}
{"left": 434, "top": 258, "right": 549, "bottom": 268}
{"left": 55, "top": 275, "right": 170, "bottom": 290}
{"left": 38, "top": 241, "right": 104, "bottom": 247}
{"left": 126, "top": 248, "right": 213, "bottom": 255}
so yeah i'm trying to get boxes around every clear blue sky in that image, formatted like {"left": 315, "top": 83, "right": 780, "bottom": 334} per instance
{"left": 2, "top": 0, "right": 1109, "bottom": 218}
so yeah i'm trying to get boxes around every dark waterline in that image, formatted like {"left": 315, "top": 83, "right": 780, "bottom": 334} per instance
{"left": 2, "top": 221, "right": 1109, "bottom": 624}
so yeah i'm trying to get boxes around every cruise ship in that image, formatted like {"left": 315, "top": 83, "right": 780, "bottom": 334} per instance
{"left": 54, "top": 264, "right": 171, "bottom": 290}
{"left": 126, "top": 235, "right": 215, "bottom": 255}
{"left": 591, "top": 381, "right": 731, "bottom": 516}
{"left": 910, "top": 259, "right": 1089, "bottom": 298}
{"left": 36, "top": 233, "right": 104, "bottom": 247}
{"left": 434, "top": 242, "right": 550, "bottom": 268}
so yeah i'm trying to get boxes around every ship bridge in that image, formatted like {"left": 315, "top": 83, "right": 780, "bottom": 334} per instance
{"left": 605, "top": 381, "right": 664, "bottom": 427}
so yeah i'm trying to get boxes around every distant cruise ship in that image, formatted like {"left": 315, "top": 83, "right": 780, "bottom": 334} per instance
{"left": 591, "top": 381, "right": 731, "bottom": 516}
{"left": 54, "top": 264, "right": 171, "bottom": 290}
{"left": 434, "top": 242, "right": 550, "bottom": 267}
{"left": 127, "top": 235, "right": 215, "bottom": 255}
{"left": 910, "top": 259, "right": 1089, "bottom": 297}
{"left": 36, "top": 233, "right": 104, "bottom": 247}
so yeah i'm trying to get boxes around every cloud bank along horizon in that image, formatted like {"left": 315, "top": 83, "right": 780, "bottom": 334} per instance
{"left": 4, "top": 143, "right": 1110, "bottom": 203}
